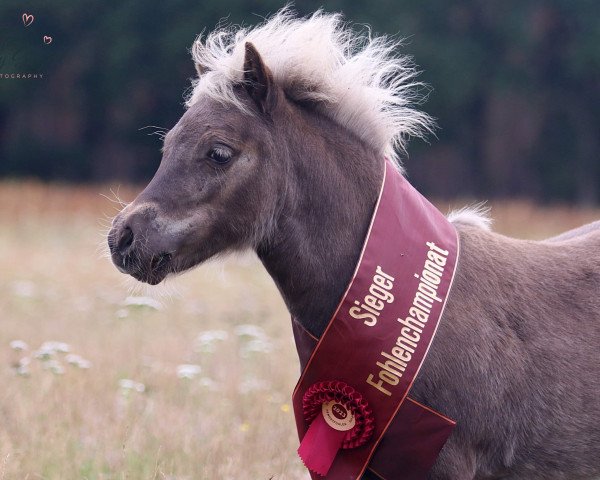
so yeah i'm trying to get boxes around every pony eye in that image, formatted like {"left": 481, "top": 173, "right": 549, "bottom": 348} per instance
{"left": 207, "top": 145, "right": 233, "bottom": 165}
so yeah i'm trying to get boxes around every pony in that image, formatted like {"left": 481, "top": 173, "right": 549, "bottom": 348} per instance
{"left": 107, "top": 9, "right": 600, "bottom": 480}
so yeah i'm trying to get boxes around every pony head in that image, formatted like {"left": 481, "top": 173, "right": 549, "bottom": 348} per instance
{"left": 107, "top": 8, "right": 431, "bottom": 284}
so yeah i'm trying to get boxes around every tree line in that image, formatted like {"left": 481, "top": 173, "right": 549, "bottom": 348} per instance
{"left": 0, "top": 0, "right": 597, "bottom": 203}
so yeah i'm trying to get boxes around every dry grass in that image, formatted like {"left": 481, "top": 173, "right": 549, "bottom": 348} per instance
{"left": 0, "top": 181, "right": 598, "bottom": 480}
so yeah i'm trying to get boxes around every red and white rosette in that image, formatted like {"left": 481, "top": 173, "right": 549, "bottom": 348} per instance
{"left": 297, "top": 381, "right": 375, "bottom": 476}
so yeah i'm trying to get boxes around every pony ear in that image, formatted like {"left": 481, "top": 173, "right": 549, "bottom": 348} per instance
{"left": 243, "top": 42, "right": 275, "bottom": 114}
{"left": 192, "top": 39, "right": 209, "bottom": 76}
{"left": 195, "top": 62, "right": 209, "bottom": 76}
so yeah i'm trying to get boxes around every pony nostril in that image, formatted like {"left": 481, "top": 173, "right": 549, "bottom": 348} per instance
{"left": 117, "top": 226, "right": 135, "bottom": 254}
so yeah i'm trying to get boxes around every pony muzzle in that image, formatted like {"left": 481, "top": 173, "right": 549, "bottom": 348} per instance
{"left": 108, "top": 209, "right": 173, "bottom": 284}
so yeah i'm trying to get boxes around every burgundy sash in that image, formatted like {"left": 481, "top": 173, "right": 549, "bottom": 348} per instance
{"left": 292, "top": 160, "right": 459, "bottom": 479}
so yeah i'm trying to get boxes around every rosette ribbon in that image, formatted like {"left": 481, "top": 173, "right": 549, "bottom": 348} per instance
{"left": 298, "top": 380, "right": 375, "bottom": 476}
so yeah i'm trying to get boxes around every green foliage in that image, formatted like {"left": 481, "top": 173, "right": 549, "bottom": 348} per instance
{"left": 0, "top": 0, "right": 597, "bottom": 202}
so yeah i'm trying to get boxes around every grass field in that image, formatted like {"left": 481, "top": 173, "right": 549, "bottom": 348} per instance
{"left": 1, "top": 181, "right": 599, "bottom": 480}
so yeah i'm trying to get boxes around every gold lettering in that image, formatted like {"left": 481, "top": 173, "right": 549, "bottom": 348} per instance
{"left": 373, "top": 274, "right": 393, "bottom": 290}
{"left": 382, "top": 351, "right": 407, "bottom": 368}
{"left": 401, "top": 327, "right": 421, "bottom": 343}
{"left": 350, "top": 265, "right": 395, "bottom": 328}
{"left": 376, "top": 265, "right": 395, "bottom": 282}
{"left": 398, "top": 315, "right": 424, "bottom": 333}
{"left": 349, "top": 306, "right": 377, "bottom": 327}
{"left": 397, "top": 334, "right": 416, "bottom": 352}
{"left": 376, "top": 358, "right": 405, "bottom": 377}
{"left": 391, "top": 346, "right": 412, "bottom": 362}
{"left": 366, "top": 374, "right": 392, "bottom": 396}
{"left": 417, "top": 283, "right": 442, "bottom": 303}
{"left": 427, "top": 250, "right": 447, "bottom": 267}
{"left": 424, "top": 259, "right": 443, "bottom": 273}
{"left": 379, "top": 370, "right": 400, "bottom": 386}
{"left": 364, "top": 294, "right": 384, "bottom": 311}
{"left": 369, "top": 284, "right": 394, "bottom": 303}
{"left": 366, "top": 242, "right": 450, "bottom": 399}
{"left": 409, "top": 306, "right": 429, "bottom": 323}
{"left": 426, "top": 241, "right": 449, "bottom": 256}
{"left": 421, "top": 268, "right": 441, "bottom": 285}
{"left": 414, "top": 291, "right": 433, "bottom": 313}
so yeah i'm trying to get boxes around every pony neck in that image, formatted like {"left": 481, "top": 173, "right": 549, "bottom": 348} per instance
{"left": 256, "top": 105, "right": 384, "bottom": 337}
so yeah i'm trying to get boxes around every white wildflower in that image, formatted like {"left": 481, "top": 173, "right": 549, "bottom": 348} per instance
{"left": 40, "top": 341, "right": 70, "bottom": 354}
{"left": 233, "top": 324, "right": 266, "bottom": 339}
{"left": 34, "top": 348, "right": 53, "bottom": 360}
{"left": 195, "top": 330, "right": 229, "bottom": 352}
{"left": 43, "top": 359, "right": 64, "bottom": 375}
{"left": 65, "top": 354, "right": 92, "bottom": 369}
{"left": 234, "top": 325, "right": 272, "bottom": 357}
{"left": 77, "top": 359, "right": 92, "bottom": 369}
{"left": 9, "top": 340, "right": 28, "bottom": 351}
{"left": 115, "top": 308, "right": 129, "bottom": 319}
{"left": 119, "top": 379, "right": 145, "bottom": 393}
{"left": 176, "top": 364, "right": 202, "bottom": 379}
{"left": 198, "top": 377, "right": 218, "bottom": 391}
{"left": 123, "top": 296, "right": 162, "bottom": 310}
{"left": 240, "top": 338, "right": 273, "bottom": 357}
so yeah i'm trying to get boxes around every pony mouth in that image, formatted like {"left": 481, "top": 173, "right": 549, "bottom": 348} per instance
{"left": 118, "top": 252, "right": 173, "bottom": 285}
{"left": 144, "top": 252, "right": 173, "bottom": 285}
{"left": 150, "top": 252, "right": 172, "bottom": 272}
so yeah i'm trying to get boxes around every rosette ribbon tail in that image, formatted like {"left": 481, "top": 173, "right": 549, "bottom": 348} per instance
{"left": 298, "top": 413, "right": 347, "bottom": 476}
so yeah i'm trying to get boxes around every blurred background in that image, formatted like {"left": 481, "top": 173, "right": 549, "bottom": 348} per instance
{"left": 0, "top": 0, "right": 598, "bottom": 203}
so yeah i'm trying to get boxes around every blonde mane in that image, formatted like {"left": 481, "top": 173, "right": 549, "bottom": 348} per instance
{"left": 187, "top": 7, "right": 434, "bottom": 165}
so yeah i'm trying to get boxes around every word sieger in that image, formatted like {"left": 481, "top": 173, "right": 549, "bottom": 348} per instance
{"left": 348, "top": 266, "right": 395, "bottom": 326}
